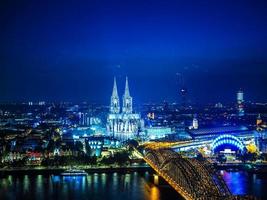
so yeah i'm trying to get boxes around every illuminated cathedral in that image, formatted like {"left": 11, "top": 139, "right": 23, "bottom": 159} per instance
{"left": 107, "top": 77, "right": 143, "bottom": 141}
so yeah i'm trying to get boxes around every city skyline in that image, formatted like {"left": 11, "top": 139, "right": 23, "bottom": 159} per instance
{"left": 1, "top": 0, "right": 267, "bottom": 103}
{"left": 1, "top": 1, "right": 267, "bottom": 200}
{"left": 0, "top": 76, "right": 255, "bottom": 106}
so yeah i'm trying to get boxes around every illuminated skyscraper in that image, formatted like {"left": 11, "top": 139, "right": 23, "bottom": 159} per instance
{"left": 192, "top": 116, "right": 199, "bottom": 129}
{"left": 237, "top": 90, "right": 244, "bottom": 117}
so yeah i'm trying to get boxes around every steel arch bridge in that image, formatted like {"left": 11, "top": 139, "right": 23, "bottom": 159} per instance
{"left": 143, "top": 148, "right": 251, "bottom": 200}
{"left": 211, "top": 134, "right": 245, "bottom": 153}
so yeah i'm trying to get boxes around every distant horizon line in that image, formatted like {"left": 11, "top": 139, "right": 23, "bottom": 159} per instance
{"left": 0, "top": 100, "right": 266, "bottom": 106}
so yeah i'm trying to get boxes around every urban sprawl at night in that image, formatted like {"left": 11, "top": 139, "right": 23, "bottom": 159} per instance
{"left": 1, "top": 1, "right": 267, "bottom": 200}
{"left": 1, "top": 78, "right": 267, "bottom": 199}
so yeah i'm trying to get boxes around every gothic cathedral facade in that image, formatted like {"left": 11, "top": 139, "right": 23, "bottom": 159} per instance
{"left": 107, "top": 77, "right": 143, "bottom": 141}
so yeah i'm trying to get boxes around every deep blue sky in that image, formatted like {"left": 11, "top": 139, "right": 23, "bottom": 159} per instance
{"left": 1, "top": 0, "right": 267, "bottom": 104}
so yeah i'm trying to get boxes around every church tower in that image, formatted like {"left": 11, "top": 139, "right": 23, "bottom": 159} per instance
{"left": 122, "top": 77, "right": 133, "bottom": 114}
{"left": 110, "top": 77, "right": 120, "bottom": 114}
{"left": 107, "top": 76, "right": 142, "bottom": 141}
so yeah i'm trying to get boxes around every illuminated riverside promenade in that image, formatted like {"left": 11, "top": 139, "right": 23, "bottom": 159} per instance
{"left": 142, "top": 148, "right": 255, "bottom": 200}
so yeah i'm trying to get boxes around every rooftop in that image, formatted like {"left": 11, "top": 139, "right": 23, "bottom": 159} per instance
{"left": 187, "top": 126, "right": 249, "bottom": 137}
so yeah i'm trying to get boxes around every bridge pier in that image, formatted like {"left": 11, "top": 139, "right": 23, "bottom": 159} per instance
{"left": 153, "top": 174, "right": 159, "bottom": 185}
{"left": 152, "top": 173, "right": 169, "bottom": 186}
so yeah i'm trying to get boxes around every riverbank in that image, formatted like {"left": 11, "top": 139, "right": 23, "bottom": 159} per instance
{"left": 2, "top": 162, "right": 267, "bottom": 176}
{"left": 214, "top": 162, "right": 267, "bottom": 173}
{"left": 0, "top": 165, "right": 152, "bottom": 176}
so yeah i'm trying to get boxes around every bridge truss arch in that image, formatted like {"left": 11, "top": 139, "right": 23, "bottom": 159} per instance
{"left": 144, "top": 149, "right": 232, "bottom": 200}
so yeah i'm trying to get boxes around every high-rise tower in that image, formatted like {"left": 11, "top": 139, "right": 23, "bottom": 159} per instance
{"left": 110, "top": 77, "right": 120, "bottom": 114}
{"left": 122, "top": 77, "right": 133, "bottom": 114}
{"left": 237, "top": 89, "right": 244, "bottom": 117}
{"left": 192, "top": 115, "right": 199, "bottom": 129}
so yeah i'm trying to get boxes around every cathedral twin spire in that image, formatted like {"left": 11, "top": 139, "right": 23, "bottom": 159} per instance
{"left": 110, "top": 76, "right": 133, "bottom": 114}
{"left": 124, "top": 77, "right": 130, "bottom": 97}
{"left": 112, "top": 77, "right": 119, "bottom": 97}
{"left": 110, "top": 77, "right": 120, "bottom": 114}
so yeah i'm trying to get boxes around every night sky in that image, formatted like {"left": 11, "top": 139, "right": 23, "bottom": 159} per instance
{"left": 1, "top": 0, "right": 267, "bottom": 104}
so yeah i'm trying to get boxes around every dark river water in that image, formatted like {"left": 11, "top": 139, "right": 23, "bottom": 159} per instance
{"left": 0, "top": 171, "right": 266, "bottom": 200}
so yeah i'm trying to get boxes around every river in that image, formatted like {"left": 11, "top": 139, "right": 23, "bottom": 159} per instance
{"left": 0, "top": 170, "right": 266, "bottom": 200}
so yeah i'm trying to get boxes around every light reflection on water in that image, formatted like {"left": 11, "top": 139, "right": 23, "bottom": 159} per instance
{"left": 0, "top": 171, "right": 266, "bottom": 200}
{"left": 0, "top": 172, "right": 181, "bottom": 200}
{"left": 150, "top": 186, "right": 160, "bottom": 200}
{"left": 23, "top": 175, "right": 29, "bottom": 194}
{"left": 221, "top": 170, "right": 267, "bottom": 199}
